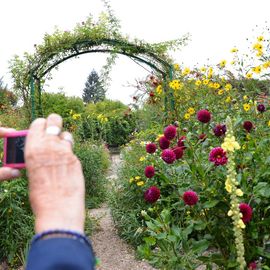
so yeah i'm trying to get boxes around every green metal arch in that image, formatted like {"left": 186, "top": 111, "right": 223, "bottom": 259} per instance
{"left": 29, "top": 38, "right": 174, "bottom": 120}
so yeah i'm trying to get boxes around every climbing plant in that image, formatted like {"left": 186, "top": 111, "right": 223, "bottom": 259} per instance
{"left": 9, "top": 10, "right": 189, "bottom": 120}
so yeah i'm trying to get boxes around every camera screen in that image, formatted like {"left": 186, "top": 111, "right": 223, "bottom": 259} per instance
{"left": 6, "top": 136, "right": 26, "bottom": 164}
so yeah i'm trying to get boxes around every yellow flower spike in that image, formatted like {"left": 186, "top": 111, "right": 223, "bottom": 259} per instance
{"left": 136, "top": 181, "right": 145, "bottom": 186}
{"left": 222, "top": 136, "right": 240, "bottom": 152}
{"left": 238, "top": 220, "right": 246, "bottom": 229}
{"left": 235, "top": 189, "right": 243, "bottom": 196}
{"left": 228, "top": 210, "right": 233, "bottom": 216}
{"left": 243, "top": 103, "right": 251, "bottom": 112}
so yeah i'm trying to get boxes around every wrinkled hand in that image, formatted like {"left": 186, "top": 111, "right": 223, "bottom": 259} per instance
{"left": 0, "top": 127, "right": 21, "bottom": 181}
{"left": 25, "top": 114, "right": 85, "bottom": 233}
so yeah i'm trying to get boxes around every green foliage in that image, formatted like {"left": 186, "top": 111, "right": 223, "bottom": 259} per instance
{"left": 78, "top": 100, "right": 136, "bottom": 147}
{"left": 74, "top": 141, "right": 110, "bottom": 208}
{"left": 0, "top": 178, "right": 33, "bottom": 267}
{"left": 82, "top": 69, "right": 105, "bottom": 104}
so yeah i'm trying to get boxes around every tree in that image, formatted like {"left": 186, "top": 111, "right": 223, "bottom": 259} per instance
{"left": 82, "top": 70, "right": 105, "bottom": 103}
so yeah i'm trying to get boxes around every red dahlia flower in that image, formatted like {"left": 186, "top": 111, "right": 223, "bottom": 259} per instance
{"left": 239, "top": 203, "right": 253, "bottom": 223}
{"left": 213, "top": 124, "right": 226, "bottom": 137}
{"left": 183, "top": 190, "right": 198, "bottom": 206}
{"left": 144, "top": 186, "right": 160, "bottom": 203}
{"left": 209, "top": 147, "right": 228, "bottom": 166}
{"left": 248, "top": 262, "right": 257, "bottom": 269}
{"left": 257, "top": 103, "right": 266, "bottom": 112}
{"left": 146, "top": 143, "right": 157, "bottom": 154}
{"left": 144, "top": 165, "right": 155, "bottom": 178}
{"left": 172, "top": 147, "right": 184, "bottom": 159}
{"left": 177, "top": 136, "right": 186, "bottom": 149}
{"left": 197, "top": 109, "right": 211, "bottom": 123}
{"left": 164, "top": 125, "right": 177, "bottom": 140}
{"left": 161, "top": 149, "right": 176, "bottom": 164}
{"left": 243, "top": 121, "right": 253, "bottom": 132}
{"left": 159, "top": 136, "right": 170, "bottom": 150}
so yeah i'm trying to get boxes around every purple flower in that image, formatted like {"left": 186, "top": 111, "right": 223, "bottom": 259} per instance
{"left": 197, "top": 109, "right": 211, "bottom": 123}
{"left": 257, "top": 104, "right": 266, "bottom": 113}
{"left": 144, "top": 186, "right": 160, "bottom": 203}
{"left": 146, "top": 143, "right": 157, "bottom": 154}
{"left": 144, "top": 166, "right": 155, "bottom": 178}
{"left": 159, "top": 136, "right": 170, "bottom": 150}
{"left": 213, "top": 124, "right": 226, "bottom": 137}
{"left": 164, "top": 125, "right": 177, "bottom": 140}
{"left": 209, "top": 147, "right": 228, "bottom": 166}
{"left": 161, "top": 149, "right": 176, "bottom": 164}
{"left": 183, "top": 190, "right": 198, "bottom": 205}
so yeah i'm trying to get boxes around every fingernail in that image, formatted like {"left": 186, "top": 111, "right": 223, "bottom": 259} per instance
{"left": 11, "top": 169, "right": 21, "bottom": 177}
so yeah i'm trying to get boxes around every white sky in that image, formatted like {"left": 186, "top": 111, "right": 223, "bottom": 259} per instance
{"left": 0, "top": 0, "right": 269, "bottom": 104}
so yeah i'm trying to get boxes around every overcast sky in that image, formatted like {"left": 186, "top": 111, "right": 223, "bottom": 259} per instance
{"left": 0, "top": 0, "right": 269, "bottom": 104}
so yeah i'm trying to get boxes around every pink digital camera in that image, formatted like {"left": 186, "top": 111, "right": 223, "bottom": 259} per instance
{"left": 3, "top": 130, "right": 28, "bottom": 169}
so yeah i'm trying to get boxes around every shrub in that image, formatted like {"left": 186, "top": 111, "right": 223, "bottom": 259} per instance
{"left": 74, "top": 141, "right": 110, "bottom": 208}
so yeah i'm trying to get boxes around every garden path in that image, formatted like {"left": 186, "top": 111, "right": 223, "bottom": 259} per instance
{"left": 89, "top": 153, "right": 156, "bottom": 270}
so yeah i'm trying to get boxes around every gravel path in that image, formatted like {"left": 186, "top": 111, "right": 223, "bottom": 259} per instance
{"left": 89, "top": 153, "right": 156, "bottom": 270}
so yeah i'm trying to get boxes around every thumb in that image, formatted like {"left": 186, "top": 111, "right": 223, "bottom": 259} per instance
{"left": 0, "top": 167, "right": 21, "bottom": 181}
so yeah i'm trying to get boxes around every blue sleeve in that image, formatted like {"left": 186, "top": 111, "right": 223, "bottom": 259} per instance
{"left": 26, "top": 238, "right": 96, "bottom": 270}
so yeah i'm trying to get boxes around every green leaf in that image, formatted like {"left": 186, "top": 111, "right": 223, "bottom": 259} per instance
{"left": 192, "top": 239, "right": 209, "bottom": 254}
{"left": 143, "top": 236, "right": 156, "bottom": 246}
{"left": 203, "top": 200, "right": 219, "bottom": 209}
{"left": 254, "top": 182, "right": 270, "bottom": 198}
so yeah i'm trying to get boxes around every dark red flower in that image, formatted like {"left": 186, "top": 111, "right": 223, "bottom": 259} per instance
{"left": 159, "top": 136, "right": 170, "bottom": 150}
{"left": 183, "top": 190, "right": 198, "bottom": 206}
{"left": 213, "top": 124, "right": 226, "bottom": 137}
{"left": 144, "top": 186, "right": 160, "bottom": 203}
{"left": 243, "top": 121, "right": 253, "bottom": 132}
{"left": 257, "top": 104, "right": 266, "bottom": 113}
{"left": 172, "top": 147, "right": 184, "bottom": 159}
{"left": 149, "top": 91, "right": 155, "bottom": 97}
{"left": 164, "top": 125, "right": 177, "bottom": 140}
{"left": 239, "top": 203, "right": 253, "bottom": 223}
{"left": 209, "top": 147, "right": 228, "bottom": 166}
{"left": 161, "top": 149, "right": 176, "bottom": 164}
{"left": 146, "top": 143, "right": 157, "bottom": 154}
{"left": 197, "top": 109, "right": 211, "bottom": 123}
{"left": 144, "top": 166, "right": 155, "bottom": 178}
{"left": 177, "top": 136, "right": 186, "bottom": 149}
{"left": 198, "top": 133, "right": 207, "bottom": 142}
{"left": 248, "top": 261, "right": 257, "bottom": 269}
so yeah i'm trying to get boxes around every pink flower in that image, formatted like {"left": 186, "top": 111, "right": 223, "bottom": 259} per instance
{"left": 177, "top": 136, "right": 186, "bottom": 149}
{"left": 183, "top": 190, "right": 198, "bottom": 206}
{"left": 144, "top": 166, "right": 155, "bottom": 178}
{"left": 243, "top": 121, "right": 253, "bottom": 132}
{"left": 257, "top": 104, "right": 266, "bottom": 113}
{"left": 248, "top": 261, "right": 257, "bottom": 269}
{"left": 144, "top": 186, "right": 160, "bottom": 203}
{"left": 172, "top": 147, "right": 184, "bottom": 159}
{"left": 159, "top": 136, "right": 170, "bottom": 150}
{"left": 161, "top": 149, "right": 176, "bottom": 164}
{"left": 164, "top": 125, "right": 177, "bottom": 140}
{"left": 209, "top": 147, "right": 228, "bottom": 166}
{"left": 197, "top": 109, "right": 211, "bottom": 123}
{"left": 213, "top": 124, "right": 226, "bottom": 137}
{"left": 239, "top": 203, "right": 253, "bottom": 223}
{"left": 146, "top": 143, "right": 157, "bottom": 154}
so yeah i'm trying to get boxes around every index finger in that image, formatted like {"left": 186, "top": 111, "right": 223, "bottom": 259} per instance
{"left": 0, "top": 128, "right": 16, "bottom": 138}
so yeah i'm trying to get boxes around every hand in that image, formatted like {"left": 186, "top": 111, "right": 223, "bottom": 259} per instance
{"left": 0, "top": 127, "right": 21, "bottom": 181}
{"left": 25, "top": 114, "right": 85, "bottom": 234}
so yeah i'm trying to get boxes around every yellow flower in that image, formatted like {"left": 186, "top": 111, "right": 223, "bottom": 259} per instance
{"left": 225, "top": 83, "right": 232, "bottom": 91}
{"left": 169, "top": 80, "right": 183, "bottom": 90}
{"left": 243, "top": 103, "right": 251, "bottom": 111}
{"left": 184, "top": 113, "right": 191, "bottom": 120}
{"left": 235, "top": 189, "right": 243, "bottom": 197}
{"left": 252, "top": 66, "right": 262, "bottom": 74}
{"left": 182, "top": 67, "right": 191, "bottom": 76}
{"left": 207, "top": 67, "right": 213, "bottom": 78}
{"left": 243, "top": 95, "right": 248, "bottom": 100}
{"left": 225, "top": 96, "right": 231, "bottom": 103}
{"left": 246, "top": 133, "right": 251, "bottom": 140}
{"left": 203, "top": 79, "right": 209, "bottom": 85}
{"left": 156, "top": 85, "right": 163, "bottom": 95}
{"left": 222, "top": 136, "right": 240, "bottom": 152}
{"left": 200, "top": 67, "right": 206, "bottom": 72}
{"left": 173, "top": 63, "right": 180, "bottom": 70}
{"left": 230, "top": 47, "right": 238, "bottom": 53}
{"left": 218, "top": 89, "right": 224, "bottom": 95}
{"left": 253, "top": 43, "right": 263, "bottom": 51}
{"left": 213, "top": 82, "right": 220, "bottom": 89}
{"left": 129, "top": 177, "right": 134, "bottom": 183}
{"left": 263, "top": 61, "right": 270, "bottom": 69}
{"left": 257, "top": 35, "right": 264, "bottom": 42}
{"left": 219, "top": 60, "right": 227, "bottom": 68}
{"left": 139, "top": 156, "right": 146, "bottom": 162}
{"left": 246, "top": 73, "right": 253, "bottom": 79}
{"left": 238, "top": 219, "right": 246, "bottom": 229}
{"left": 268, "top": 120, "right": 270, "bottom": 127}
{"left": 155, "top": 134, "right": 163, "bottom": 141}
{"left": 72, "top": 113, "right": 81, "bottom": 120}
{"left": 195, "top": 80, "right": 202, "bottom": 86}
{"left": 230, "top": 61, "right": 235, "bottom": 65}
{"left": 256, "top": 50, "right": 263, "bottom": 57}
{"left": 135, "top": 176, "right": 141, "bottom": 180}
{"left": 225, "top": 180, "right": 232, "bottom": 193}
{"left": 242, "top": 144, "right": 246, "bottom": 150}
{"left": 228, "top": 210, "right": 233, "bottom": 216}
{"left": 136, "top": 181, "right": 145, "bottom": 186}
{"left": 187, "top": 107, "right": 195, "bottom": 115}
